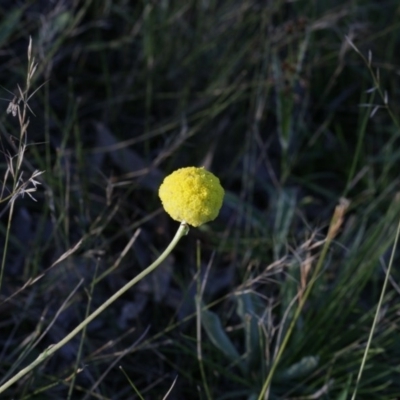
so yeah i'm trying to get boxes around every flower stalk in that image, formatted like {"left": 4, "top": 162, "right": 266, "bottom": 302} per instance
{"left": 0, "top": 222, "right": 189, "bottom": 394}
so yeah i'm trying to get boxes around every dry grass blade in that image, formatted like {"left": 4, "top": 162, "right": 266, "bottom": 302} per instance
{"left": 162, "top": 376, "right": 178, "bottom": 400}
{"left": 49, "top": 238, "right": 84, "bottom": 268}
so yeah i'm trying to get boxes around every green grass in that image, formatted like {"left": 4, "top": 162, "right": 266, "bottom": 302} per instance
{"left": 1, "top": 0, "right": 400, "bottom": 399}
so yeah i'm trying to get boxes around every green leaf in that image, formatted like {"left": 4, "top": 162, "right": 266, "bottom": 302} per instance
{"left": 278, "top": 355, "right": 319, "bottom": 380}
{"left": 272, "top": 187, "right": 297, "bottom": 259}
{"left": 201, "top": 305, "right": 244, "bottom": 372}
{"left": 236, "top": 292, "right": 262, "bottom": 372}
{"left": 272, "top": 52, "right": 293, "bottom": 152}
{"left": 0, "top": 8, "right": 23, "bottom": 47}
{"left": 336, "top": 374, "right": 352, "bottom": 400}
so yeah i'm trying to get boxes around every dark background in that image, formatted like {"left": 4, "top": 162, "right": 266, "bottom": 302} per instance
{"left": 1, "top": 1, "right": 400, "bottom": 399}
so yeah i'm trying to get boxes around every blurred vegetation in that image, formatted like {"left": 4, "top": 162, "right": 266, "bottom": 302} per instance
{"left": 1, "top": 0, "right": 400, "bottom": 399}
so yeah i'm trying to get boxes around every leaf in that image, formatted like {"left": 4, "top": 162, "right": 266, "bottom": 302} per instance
{"left": 201, "top": 305, "right": 244, "bottom": 371}
{"left": 93, "top": 122, "right": 163, "bottom": 190}
{"left": 278, "top": 355, "right": 319, "bottom": 380}
{"left": 336, "top": 374, "right": 352, "bottom": 400}
{"left": 272, "top": 187, "right": 297, "bottom": 259}
{"left": 272, "top": 52, "right": 293, "bottom": 152}
{"left": 0, "top": 8, "right": 23, "bottom": 47}
{"left": 236, "top": 292, "right": 262, "bottom": 372}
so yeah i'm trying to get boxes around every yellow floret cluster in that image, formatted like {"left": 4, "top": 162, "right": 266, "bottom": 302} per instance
{"left": 158, "top": 167, "right": 224, "bottom": 227}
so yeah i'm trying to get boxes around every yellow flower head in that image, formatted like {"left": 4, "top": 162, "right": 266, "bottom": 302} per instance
{"left": 159, "top": 167, "right": 224, "bottom": 227}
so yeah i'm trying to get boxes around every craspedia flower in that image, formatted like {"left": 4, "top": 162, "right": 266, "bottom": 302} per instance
{"left": 159, "top": 167, "right": 224, "bottom": 227}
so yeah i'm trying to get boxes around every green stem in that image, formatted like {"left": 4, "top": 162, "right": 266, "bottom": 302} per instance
{"left": 0, "top": 222, "right": 189, "bottom": 394}
{"left": 350, "top": 216, "right": 400, "bottom": 400}
{"left": 0, "top": 201, "right": 16, "bottom": 292}
{"left": 257, "top": 235, "right": 332, "bottom": 400}
{"left": 257, "top": 200, "right": 347, "bottom": 400}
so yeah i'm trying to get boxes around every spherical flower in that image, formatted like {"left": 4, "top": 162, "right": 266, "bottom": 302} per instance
{"left": 159, "top": 167, "right": 224, "bottom": 227}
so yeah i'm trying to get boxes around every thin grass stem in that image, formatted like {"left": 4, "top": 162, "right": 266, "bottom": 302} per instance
{"left": 350, "top": 215, "right": 400, "bottom": 399}
{"left": 196, "top": 240, "right": 212, "bottom": 400}
{"left": 258, "top": 199, "right": 349, "bottom": 400}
